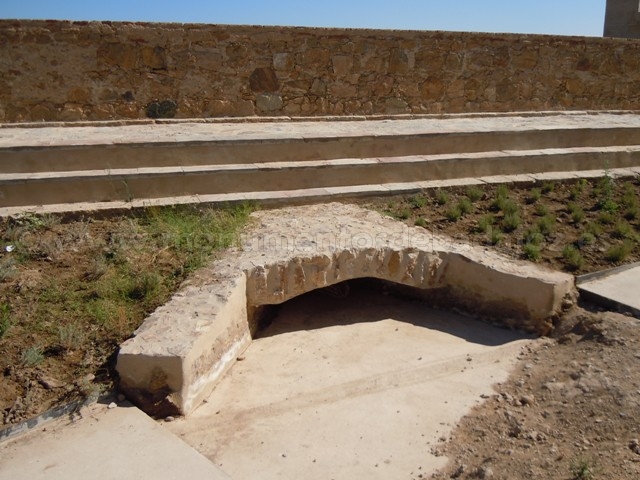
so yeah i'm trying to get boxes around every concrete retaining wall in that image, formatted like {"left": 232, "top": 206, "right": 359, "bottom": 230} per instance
{"left": 2, "top": 20, "right": 640, "bottom": 122}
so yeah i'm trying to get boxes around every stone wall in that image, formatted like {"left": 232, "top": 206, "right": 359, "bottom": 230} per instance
{"left": 1, "top": 20, "right": 640, "bottom": 123}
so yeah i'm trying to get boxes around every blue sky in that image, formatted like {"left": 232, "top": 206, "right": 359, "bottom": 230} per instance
{"left": 0, "top": 0, "right": 607, "bottom": 37}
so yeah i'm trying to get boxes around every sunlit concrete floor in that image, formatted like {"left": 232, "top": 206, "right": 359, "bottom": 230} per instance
{"left": 167, "top": 281, "right": 536, "bottom": 479}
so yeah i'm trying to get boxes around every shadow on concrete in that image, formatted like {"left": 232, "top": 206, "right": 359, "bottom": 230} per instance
{"left": 256, "top": 278, "right": 533, "bottom": 347}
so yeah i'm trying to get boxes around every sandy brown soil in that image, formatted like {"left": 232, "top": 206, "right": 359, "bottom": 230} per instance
{"left": 429, "top": 308, "right": 640, "bottom": 479}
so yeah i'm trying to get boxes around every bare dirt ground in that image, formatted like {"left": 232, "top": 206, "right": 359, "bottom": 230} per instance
{"left": 1, "top": 177, "right": 640, "bottom": 479}
{"left": 431, "top": 308, "right": 640, "bottom": 480}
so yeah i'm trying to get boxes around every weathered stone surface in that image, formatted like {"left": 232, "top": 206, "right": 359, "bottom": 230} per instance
{"left": 2, "top": 20, "right": 640, "bottom": 122}
{"left": 331, "top": 55, "right": 353, "bottom": 76}
{"left": 116, "top": 203, "right": 576, "bottom": 416}
{"left": 255, "top": 92, "right": 283, "bottom": 112}
{"left": 249, "top": 67, "right": 279, "bottom": 92}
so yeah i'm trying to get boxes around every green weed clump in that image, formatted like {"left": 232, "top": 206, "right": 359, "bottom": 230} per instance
{"left": 568, "top": 179, "right": 588, "bottom": 200}
{"left": 526, "top": 188, "right": 542, "bottom": 204}
{"left": 476, "top": 214, "right": 495, "bottom": 233}
{"left": 624, "top": 204, "right": 639, "bottom": 221}
{"left": 541, "top": 181, "right": 556, "bottom": 194}
{"left": 465, "top": 186, "right": 483, "bottom": 202}
{"left": 395, "top": 209, "right": 411, "bottom": 220}
{"left": 409, "top": 194, "right": 427, "bottom": 209}
{"left": 537, "top": 215, "right": 556, "bottom": 237}
{"left": 488, "top": 227, "right": 504, "bottom": 245}
{"left": 613, "top": 221, "right": 635, "bottom": 240}
{"left": 567, "top": 203, "right": 585, "bottom": 224}
{"left": 445, "top": 205, "right": 462, "bottom": 222}
{"left": 562, "top": 245, "right": 585, "bottom": 271}
{"left": 490, "top": 185, "right": 511, "bottom": 212}
{"left": 414, "top": 217, "right": 428, "bottom": 228}
{"left": 570, "top": 456, "right": 597, "bottom": 480}
{"left": 522, "top": 243, "right": 541, "bottom": 262}
{"left": 597, "top": 211, "right": 615, "bottom": 225}
{"left": 435, "top": 189, "right": 450, "bottom": 206}
{"left": 502, "top": 212, "right": 522, "bottom": 232}
{"left": 457, "top": 197, "right": 474, "bottom": 215}
{"left": 605, "top": 240, "right": 634, "bottom": 263}
{"left": 535, "top": 203, "right": 549, "bottom": 216}
{"left": 585, "top": 221, "right": 603, "bottom": 237}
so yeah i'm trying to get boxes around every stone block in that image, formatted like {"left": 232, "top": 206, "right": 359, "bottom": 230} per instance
{"left": 332, "top": 55, "right": 353, "bottom": 76}
{"left": 117, "top": 272, "right": 251, "bottom": 417}
{"left": 256, "top": 93, "right": 283, "bottom": 112}
{"left": 249, "top": 67, "right": 280, "bottom": 92}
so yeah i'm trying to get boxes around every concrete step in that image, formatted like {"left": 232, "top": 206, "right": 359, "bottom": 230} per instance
{"left": 2, "top": 112, "right": 640, "bottom": 212}
{"left": 2, "top": 126, "right": 640, "bottom": 174}
{"left": 2, "top": 167, "right": 638, "bottom": 218}
{"left": 2, "top": 146, "right": 640, "bottom": 208}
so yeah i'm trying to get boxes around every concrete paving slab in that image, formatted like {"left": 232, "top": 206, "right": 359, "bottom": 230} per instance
{"left": 0, "top": 402, "right": 230, "bottom": 480}
{"left": 166, "top": 285, "right": 536, "bottom": 480}
{"left": 577, "top": 262, "right": 640, "bottom": 317}
{"left": 3, "top": 111, "right": 640, "bottom": 149}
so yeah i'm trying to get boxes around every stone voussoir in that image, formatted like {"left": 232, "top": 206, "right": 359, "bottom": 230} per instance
{"left": 116, "top": 203, "right": 576, "bottom": 416}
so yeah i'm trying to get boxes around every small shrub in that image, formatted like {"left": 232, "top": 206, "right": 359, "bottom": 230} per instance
{"left": 535, "top": 203, "right": 549, "bottom": 216}
{"left": 613, "top": 220, "right": 635, "bottom": 240}
{"left": 523, "top": 243, "right": 542, "bottom": 262}
{"left": 21, "top": 346, "right": 45, "bottom": 367}
{"left": 445, "top": 205, "right": 462, "bottom": 221}
{"left": 501, "top": 199, "right": 519, "bottom": 216}
{"left": 594, "top": 175, "right": 615, "bottom": 199}
{"left": 488, "top": 226, "right": 504, "bottom": 245}
{"left": 495, "top": 184, "right": 510, "bottom": 199}
{"left": 563, "top": 245, "right": 585, "bottom": 271}
{"left": 502, "top": 212, "right": 522, "bottom": 232}
{"left": 523, "top": 226, "right": 543, "bottom": 242}
{"left": 395, "top": 208, "right": 411, "bottom": 220}
{"left": 537, "top": 215, "right": 556, "bottom": 237}
{"left": 409, "top": 194, "right": 427, "bottom": 209}
{"left": 605, "top": 240, "right": 634, "bottom": 263}
{"left": 585, "top": 221, "right": 604, "bottom": 237}
{"left": 414, "top": 217, "right": 428, "bottom": 228}
{"left": 435, "top": 189, "right": 450, "bottom": 206}
{"left": 577, "top": 232, "right": 597, "bottom": 249}
{"left": 568, "top": 179, "right": 588, "bottom": 200}
{"left": 476, "top": 214, "right": 495, "bottom": 233}
{"left": 541, "top": 181, "right": 556, "bottom": 194}
{"left": 596, "top": 198, "right": 619, "bottom": 213}
{"left": 457, "top": 197, "right": 474, "bottom": 215}
{"left": 465, "top": 186, "right": 483, "bottom": 202}
{"left": 526, "top": 188, "right": 542, "bottom": 204}
{"left": 597, "top": 211, "right": 615, "bottom": 225}
{"left": 570, "top": 456, "right": 597, "bottom": 480}
{"left": 624, "top": 204, "right": 639, "bottom": 221}
{"left": 58, "top": 322, "right": 86, "bottom": 351}
{"left": 567, "top": 203, "right": 585, "bottom": 224}
{"left": 620, "top": 183, "right": 639, "bottom": 208}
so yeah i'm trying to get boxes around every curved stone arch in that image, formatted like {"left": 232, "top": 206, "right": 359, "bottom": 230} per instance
{"left": 117, "top": 204, "right": 577, "bottom": 417}
{"left": 245, "top": 247, "right": 445, "bottom": 308}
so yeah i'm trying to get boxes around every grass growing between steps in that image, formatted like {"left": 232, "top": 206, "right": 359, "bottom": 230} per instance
{"left": 0, "top": 203, "right": 253, "bottom": 425}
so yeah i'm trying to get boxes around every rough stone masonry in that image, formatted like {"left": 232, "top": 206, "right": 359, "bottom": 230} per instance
{"left": 1, "top": 20, "right": 640, "bottom": 122}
